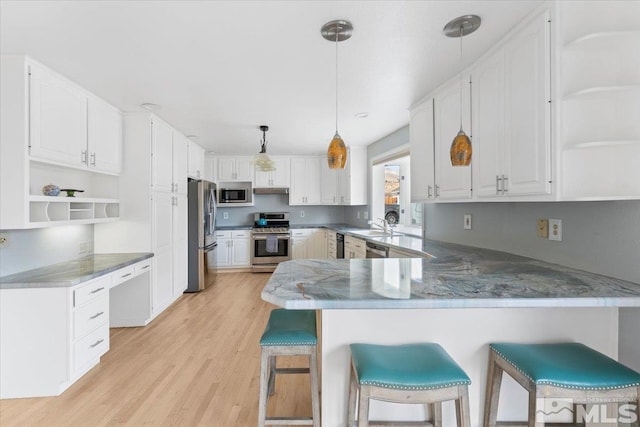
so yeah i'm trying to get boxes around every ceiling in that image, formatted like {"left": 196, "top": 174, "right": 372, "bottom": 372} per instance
{"left": 1, "top": 0, "right": 542, "bottom": 155}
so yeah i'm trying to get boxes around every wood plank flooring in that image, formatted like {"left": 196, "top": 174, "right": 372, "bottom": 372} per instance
{"left": 0, "top": 272, "right": 314, "bottom": 426}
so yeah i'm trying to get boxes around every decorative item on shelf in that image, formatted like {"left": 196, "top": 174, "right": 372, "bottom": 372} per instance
{"left": 60, "top": 189, "right": 84, "bottom": 197}
{"left": 322, "top": 19, "right": 353, "bottom": 169}
{"left": 252, "top": 125, "right": 276, "bottom": 172}
{"left": 444, "top": 15, "right": 481, "bottom": 167}
{"left": 41, "top": 184, "right": 60, "bottom": 197}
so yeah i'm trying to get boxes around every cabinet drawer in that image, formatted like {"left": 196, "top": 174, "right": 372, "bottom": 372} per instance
{"left": 74, "top": 275, "right": 111, "bottom": 307}
{"left": 111, "top": 265, "right": 135, "bottom": 287}
{"left": 216, "top": 231, "right": 232, "bottom": 239}
{"left": 74, "top": 295, "right": 109, "bottom": 340}
{"left": 290, "top": 229, "right": 309, "bottom": 237}
{"left": 231, "top": 230, "right": 249, "bottom": 238}
{"left": 134, "top": 259, "right": 152, "bottom": 275}
{"left": 74, "top": 323, "right": 109, "bottom": 373}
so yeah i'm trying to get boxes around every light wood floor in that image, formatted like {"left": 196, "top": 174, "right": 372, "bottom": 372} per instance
{"left": 0, "top": 272, "right": 314, "bottom": 426}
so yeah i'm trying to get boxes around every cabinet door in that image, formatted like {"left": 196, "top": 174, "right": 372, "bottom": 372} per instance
{"left": 151, "top": 119, "right": 174, "bottom": 193}
{"left": 271, "top": 156, "right": 290, "bottom": 187}
{"left": 215, "top": 239, "right": 232, "bottom": 267}
{"left": 321, "top": 166, "right": 338, "bottom": 205}
{"left": 172, "top": 133, "right": 188, "bottom": 195}
{"left": 305, "top": 157, "right": 322, "bottom": 205}
{"left": 151, "top": 192, "right": 173, "bottom": 313}
{"left": 254, "top": 168, "right": 271, "bottom": 187}
{"left": 472, "top": 50, "right": 505, "bottom": 198}
{"left": 29, "top": 64, "right": 87, "bottom": 167}
{"left": 291, "top": 237, "right": 307, "bottom": 260}
{"left": 88, "top": 96, "right": 122, "bottom": 174}
{"left": 337, "top": 157, "right": 351, "bottom": 205}
{"left": 172, "top": 194, "right": 188, "bottom": 295}
{"left": 410, "top": 99, "right": 436, "bottom": 202}
{"left": 232, "top": 238, "right": 250, "bottom": 267}
{"left": 217, "top": 157, "right": 236, "bottom": 181}
{"left": 188, "top": 141, "right": 205, "bottom": 179}
{"left": 235, "top": 157, "right": 254, "bottom": 181}
{"left": 434, "top": 77, "right": 472, "bottom": 200}
{"left": 289, "top": 157, "right": 307, "bottom": 204}
{"left": 503, "top": 11, "right": 551, "bottom": 196}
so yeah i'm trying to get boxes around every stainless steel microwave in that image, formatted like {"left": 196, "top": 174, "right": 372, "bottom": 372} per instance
{"left": 218, "top": 187, "right": 250, "bottom": 203}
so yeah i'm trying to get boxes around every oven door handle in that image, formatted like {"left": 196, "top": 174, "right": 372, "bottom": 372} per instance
{"left": 252, "top": 235, "right": 291, "bottom": 240}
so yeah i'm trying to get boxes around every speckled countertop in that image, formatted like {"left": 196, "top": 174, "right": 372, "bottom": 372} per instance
{"left": 262, "top": 243, "right": 640, "bottom": 309}
{"left": 0, "top": 253, "right": 153, "bottom": 289}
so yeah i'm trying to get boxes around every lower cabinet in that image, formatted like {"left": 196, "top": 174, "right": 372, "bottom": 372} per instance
{"left": 344, "top": 235, "right": 366, "bottom": 259}
{"left": 0, "top": 260, "right": 150, "bottom": 399}
{"left": 327, "top": 230, "right": 337, "bottom": 259}
{"left": 214, "top": 230, "right": 250, "bottom": 268}
{"left": 291, "top": 228, "right": 328, "bottom": 260}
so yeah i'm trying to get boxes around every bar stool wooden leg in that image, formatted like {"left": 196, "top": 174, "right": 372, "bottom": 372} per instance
{"left": 267, "top": 355, "right": 276, "bottom": 396}
{"left": 309, "top": 351, "right": 320, "bottom": 427}
{"left": 258, "top": 349, "right": 270, "bottom": 427}
{"left": 456, "top": 386, "right": 471, "bottom": 427}
{"left": 431, "top": 402, "right": 442, "bottom": 427}
{"left": 358, "top": 385, "right": 370, "bottom": 427}
{"left": 527, "top": 386, "right": 543, "bottom": 427}
{"left": 484, "top": 350, "right": 503, "bottom": 427}
{"left": 348, "top": 364, "right": 358, "bottom": 427}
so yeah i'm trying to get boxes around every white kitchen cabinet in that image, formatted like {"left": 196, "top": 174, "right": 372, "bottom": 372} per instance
{"left": 290, "top": 229, "right": 310, "bottom": 260}
{"left": 291, "top": 228, "right": 326, "bottom": 259}
{"left": 94, "top": 112, "right": 189, "bottom": 320}
{"left": 321, "top": 147, "right": 368, "bottom": 205}
{"left": 327, "top": 230, "right": 337, "bottom": 259}
{"left": 204, "top": 154, "right": 217, "bottom": 182}
{"left": 473, "top": 10, "right": 551, "bottom": 199}
{"left": 433, "top": 75, "right": 472, "bottom": 200}
{"left": 290, "top": 156, "right": 322, "bottom": 205}
{"left": 187, "top": 140, "right": 205, "bottom": 179}
{"left": 254, "top": 155, "right": 290, "bottom": 188}
{"left": 410, "top": 98, "right": 436, "bottom": 202}
{"left": 217, "top": 156, "right": 253, "bottom": 181}
{"left": 0, "top": 56, "right": 121, "bottom": 229}
{"left": 344, "top": 235, "right": 366, "bottom": 259}
{"left": 214, "top": 230, "right": 250, "bottom": 268}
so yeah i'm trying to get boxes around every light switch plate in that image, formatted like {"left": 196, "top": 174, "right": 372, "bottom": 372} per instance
{"left": 549, "top": 219, "right": 562, "bottom": 241}
{"left": 464, "top": 214, "right": 472, "bottom": 230}
{"left": 223, "top": 212, "right": 229, "bottom": 220}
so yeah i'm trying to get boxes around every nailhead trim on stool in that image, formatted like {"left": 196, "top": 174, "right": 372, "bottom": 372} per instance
{"left": 348, "top": 343, "right": 471, "bottom": 427}
{"left": 484, "top": 342, "right": 640, "bottom": 427}
{"left": 258, "top": 309, "right": 320, "bottom": 427}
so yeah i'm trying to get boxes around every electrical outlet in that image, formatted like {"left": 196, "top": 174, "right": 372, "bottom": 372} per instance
{"left": 549, "top": 219, "right": 562, "bottom": 241}
{"left": 223, "top": 212, "right": 229, "bottom": 220}
{"left": 300, "top": 210, "right": 305, "bottom": 218}
{"left": 537, "top": 219, "right": 549, "bottom": 238}
{"left": 463, "top": 214, "right": 472, "bottom": 230}
{"left": 363, "top": 211, "right": 368, "bottom": 220}
{"left": 79, "top": 241, "right": 92, "bottom": 255}
{"left": 357, "top": 211, "right": 361, "bottom": 219}
{"left": 0, "top": 233, "right": 8, "bottom": 247}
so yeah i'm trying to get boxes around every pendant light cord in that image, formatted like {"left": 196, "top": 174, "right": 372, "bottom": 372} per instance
{"left": 335, "top": 28, "right": 339, "bottom": 134}
{"left": 459, "top": 25, "right": 463, "bottom": 132}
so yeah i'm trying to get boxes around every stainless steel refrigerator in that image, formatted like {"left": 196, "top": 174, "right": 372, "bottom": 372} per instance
{"left": 187, "top": 179, "right": 217, "bottom": 292}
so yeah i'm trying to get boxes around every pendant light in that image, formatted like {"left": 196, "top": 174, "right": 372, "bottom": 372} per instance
{"left": 444, "top": 15, "right": 481, "bottom": 167}
{"left": 321, "top": 20, "right": 353, "bottom": 169}
{"left": 252, "top": 125, "right": 276, "bottom": 172}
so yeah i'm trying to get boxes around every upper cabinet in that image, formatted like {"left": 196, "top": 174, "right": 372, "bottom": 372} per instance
{"left": 254, "top": 156, "right": 290, "bottom": 188}
{"left": 433, "top": 75, "right": 472, "bottom": 200}
{"left": 217, "top": 156, "right": 253, "bottom": 181}
{"left": 410, "top": 99, "right": 435, "bottom": 202}
{"left": 472, "top": 10, "right": 551, "bottom": 199}
{"left": 1, "top": 56, "right": 121, "bottom": 229}
{"left": 187, "top": 140, "right": 205, "bottom": 180}
{"left": 320, "top": 147, "right": 368, "bottom": 205}
{"left": 290, "top": 156, "right": 322, "bottom": 205}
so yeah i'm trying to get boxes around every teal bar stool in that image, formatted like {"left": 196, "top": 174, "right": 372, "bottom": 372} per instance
{"left": 258, "top": 309, "right": 320, "bottom": 427}
{"left": 348, "top": 343, "right": 471, "bottom": 427}
{"left": 484, "top": 342, "right": 640, "bottom": 427}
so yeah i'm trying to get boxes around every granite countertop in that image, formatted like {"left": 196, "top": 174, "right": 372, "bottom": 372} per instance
{"left": 0, "top": 253, "right": 154, "bottom": 289}
{"left": 262, "top": 243, "right": 640, "bottom": 309}
{"left": 216, "top": 225, "right": 253, "bottom": 231}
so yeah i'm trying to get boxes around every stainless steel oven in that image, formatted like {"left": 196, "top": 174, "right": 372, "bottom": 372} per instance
{"left": 251, "top": 212, "right": 291, "bottom": 273}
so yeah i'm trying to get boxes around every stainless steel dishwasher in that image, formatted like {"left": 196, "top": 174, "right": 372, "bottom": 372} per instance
{"left": 365, "top": 241, "right": 389, "bottom": 258}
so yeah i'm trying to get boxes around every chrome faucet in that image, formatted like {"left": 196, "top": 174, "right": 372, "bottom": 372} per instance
{"left": 373, "top": 218, "right": 389, "bottom": 233}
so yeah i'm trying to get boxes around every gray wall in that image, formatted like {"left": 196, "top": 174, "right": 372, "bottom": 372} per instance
{"left": 425, "top": 200, "right": 640, "bottom": 370}
{"left": 0, "top": 225, "right": 94, "bottom": 276}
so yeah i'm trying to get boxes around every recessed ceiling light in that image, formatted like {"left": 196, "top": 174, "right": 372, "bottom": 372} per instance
{"left": 354, "top": 112, "right": 369, "bottom": 118}
{"left": 140, "top": 103, "right": 161, "bottom": 111}
{"left": 186, "top": 135, "right": 199, "bottom": 140}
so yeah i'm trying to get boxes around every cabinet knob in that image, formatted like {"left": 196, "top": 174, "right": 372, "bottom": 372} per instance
{"left": 81, "top": 150, "right": 88, "bottom": 165}
{"left": 90, "top": 152, "right": 96, "bottom": 166}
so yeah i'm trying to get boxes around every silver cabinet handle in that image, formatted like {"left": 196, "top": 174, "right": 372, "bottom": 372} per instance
{"left": 90, "top": 287, "right": 105, "bottom": 294}
{"left": 120, "top": 272, "right": 132, "bottom": 279}
{"left": 81, "top": 150, "right": 88, "bottom": 164}
{"left": 427, "top": 185, "right": 433, "bottom": 198}
{"left": 89, "top": 311, "right": 104, "bottom": 320}
{"left": 502, "top": 175, "right": 508, "bottom": 193}
{"left": 496, "top": 175, "right": 502, "bottom": 195}
{"left": 174, "top": 183, "right": 178, "bottom": 193}
{"left": 90, "top": 152, "right": 96, "bottom": 166}
{"left": 89, "top": 339, "right": 104, "bottom": 348}
{"left": 141, "top": 264, "right": 150, "bottom": 270}
{"left": 435, "top": 185, "right": 440, "bottom": 198}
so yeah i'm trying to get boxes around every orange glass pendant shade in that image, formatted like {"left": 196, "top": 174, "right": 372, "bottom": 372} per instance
{"left": 450, "top": 130, "right": 472, "bottom": 166}
{"left": 327, "top": 132, "right": 347, "bottom": 169}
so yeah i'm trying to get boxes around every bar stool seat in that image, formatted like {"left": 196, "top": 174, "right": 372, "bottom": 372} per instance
{"left": 349, "top": 343, "right": 471, "bottom": 427}
{"left": 484, "top": 342, "right": 640, "bottom": 427}
{"left": 258, "top": 309, "right": 320, "bottom": 427}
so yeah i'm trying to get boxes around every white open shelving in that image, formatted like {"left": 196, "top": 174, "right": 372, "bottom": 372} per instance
{"left": 28, "top": 195, "right": 119, "bottom": 226}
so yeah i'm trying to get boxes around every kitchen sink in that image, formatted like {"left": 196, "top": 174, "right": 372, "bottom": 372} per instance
{"left": 351, "top": 230, "right": 403, "bottom": 237}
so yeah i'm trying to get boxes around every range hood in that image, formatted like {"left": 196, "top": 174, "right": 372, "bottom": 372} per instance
{"left": 253, "top": 187, "right": 289, "bottom": 195}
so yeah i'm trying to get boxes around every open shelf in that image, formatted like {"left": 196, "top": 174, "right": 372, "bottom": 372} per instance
{"left": 28, "top": 196, "right": 119, "bottom": 226}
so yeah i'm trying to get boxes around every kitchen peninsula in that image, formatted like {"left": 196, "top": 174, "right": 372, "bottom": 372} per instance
{"left": 262, "top": 242, "right": 640, "bottom": 427}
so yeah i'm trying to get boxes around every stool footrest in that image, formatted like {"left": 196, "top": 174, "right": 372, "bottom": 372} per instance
{"left": 265, "top": 416, "right": 314, "bottom": 425}
{"left": 274, "top": 367, "right": 310, "bottom": 375}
